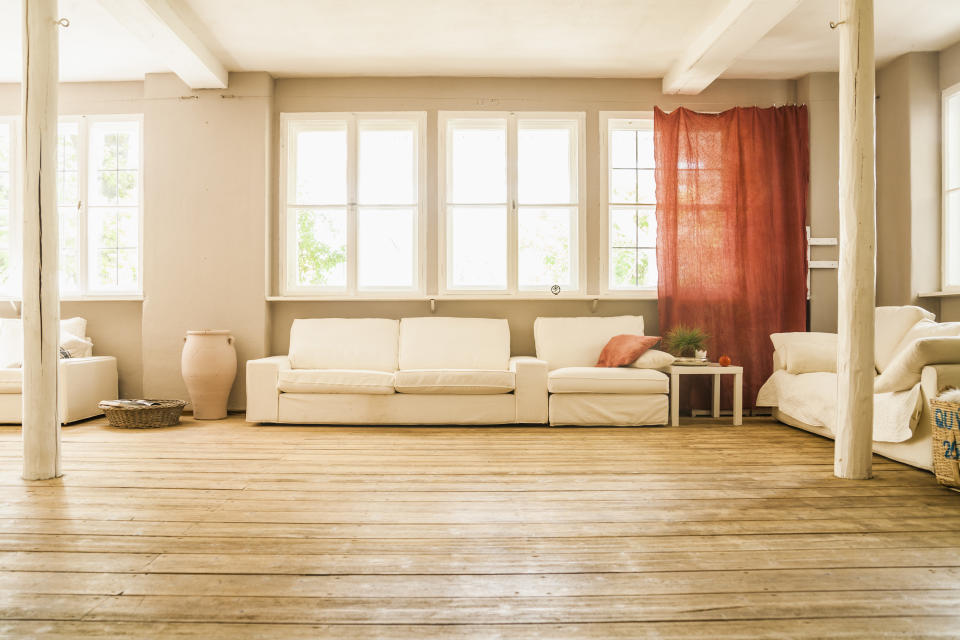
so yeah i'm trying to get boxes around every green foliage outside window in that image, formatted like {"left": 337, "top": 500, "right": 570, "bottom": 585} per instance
{"left": 297, "top": 211, "right": 346, "bottom": 286}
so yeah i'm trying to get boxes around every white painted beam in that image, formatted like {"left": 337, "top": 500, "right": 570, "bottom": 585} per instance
{"left": 21, "top": 0, "right": 61, "bottom": 480}
{"left": 663, "top": 0, "right": 802, "bottom": 95}
{"left": 96, "top": 0, "right": 227, "bottom": 89}
{"left": 835, "top": 0, "right": 876, "bottom": 480}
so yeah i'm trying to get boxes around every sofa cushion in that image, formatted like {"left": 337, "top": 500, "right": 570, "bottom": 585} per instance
{"left": 288, "top": 318, "right": 399, "bottom": 372}
{"left": 0, "top": 368, "right": 21, "bottom": 394}
{"left": 0, "top": 317, "right": 93, "bottom": 368}
{"left": 875, "top": 306, "right": 935, "bottom": 373}
{"left": 770, "top": 332, "right": 838, "bottom": 374}
{"left": 891, "top": 319, "right": 960, "bottom": 361}
{"left": 399, "top": 317, "right": 510, "bottom": 371}
{"left": 534, "top": 316, "right": 645, "bottom": 370}
{"left": 629, "top": 349, "right": 675, "bottom": 370}
{"left": 597, "top": 335, "right": 661, "bottom": 367}
{"left": 394, "top": 369, "right": 515, "bottom": 394}
{"left": 547, "top": 366, "right": 668, "bottom": 394}
{"left": 874, "top": 337, "right": 960, "bottom": 394}
{"left": 277, "top": 369, "right": 396, "bottom": 394}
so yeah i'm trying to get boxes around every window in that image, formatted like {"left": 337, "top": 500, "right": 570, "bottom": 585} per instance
{"left": 57, "top": 116, "right": 142, "bottom": 296}
{"left": 602, "top": 114, "right": 657, "bottom": 293}
{"left": 944, "top": 84, "right": 960, "bottom": 289}
{"left": 0, "top": 120, "right": 16, "bottom": 296}
{"left": 281, "top": 113, "right": 425, "bottom": 295}
{"left": 440, "top": 112, "right": 584, "bottom": 295}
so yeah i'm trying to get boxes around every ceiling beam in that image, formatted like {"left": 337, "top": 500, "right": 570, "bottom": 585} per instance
{"left": 96, "top": 0, "right": 227, "bottom": 89}
{"left": 663, "top": 0, "right": 802, "bottom": 95}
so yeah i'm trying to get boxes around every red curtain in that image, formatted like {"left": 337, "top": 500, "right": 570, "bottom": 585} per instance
{"left": 654, "top": 106, "right": 809, "bottom": 409}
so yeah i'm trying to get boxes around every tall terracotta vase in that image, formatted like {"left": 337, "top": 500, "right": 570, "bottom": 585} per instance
{"left": 181, "top": 330, "right": 237, "bottom": 420}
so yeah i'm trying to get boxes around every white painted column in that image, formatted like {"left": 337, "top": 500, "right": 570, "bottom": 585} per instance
{"left": 834, "top": 0, "right": 876, "bottom": 479}
{"left": 20, "top": 0, "right": 61, "bottom": 481}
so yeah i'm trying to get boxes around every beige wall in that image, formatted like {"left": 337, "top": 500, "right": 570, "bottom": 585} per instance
{"left": 939, "top": 42, "right": 960, "bottom": 321}
{"left": 141, "top": 73, "right": 272, "bottom": 410}
{"left": 797, "top": 73, "right": 840, "bottom": 333}
{"left": 876, "top": 53, "right": 941, "bottom": 313}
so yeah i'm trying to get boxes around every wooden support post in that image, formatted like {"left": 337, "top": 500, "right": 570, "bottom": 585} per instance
{"left": 20, "top": 0, "right": 61, "bottom": 481}
{"left": 834, "top": 0, "right": 876, "bottom": 479}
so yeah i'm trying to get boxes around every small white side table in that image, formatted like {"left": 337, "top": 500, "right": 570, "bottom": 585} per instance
{"left": 668, "top": 364, "right": 743, "bottom": 426}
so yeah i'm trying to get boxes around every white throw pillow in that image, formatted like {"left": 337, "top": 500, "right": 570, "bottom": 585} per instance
{"left": 874, "top": 306, "right": 935, "bottom": 373}
{"left": 875, "top": 336, "right": 960, "bottom": 393}
{"left": 891, "top": 319, "right": 960, "bottom": 360}
{"left": 0, "top": 317, "right": 93, "bottom": 367}
{"left": 770, "top": 332, "right": 838, "bottom": 374}
{"left": 629, "top": 349, "right": 675, "bottom": 370}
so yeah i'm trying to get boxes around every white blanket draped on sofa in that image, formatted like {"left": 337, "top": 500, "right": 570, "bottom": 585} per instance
{"left": 756, "top": 306, "right": 960, "bottom": 445}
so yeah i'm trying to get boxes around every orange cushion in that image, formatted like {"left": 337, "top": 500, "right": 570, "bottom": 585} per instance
{"left": 596, "top": 334, "right": 661, "bottom": 368}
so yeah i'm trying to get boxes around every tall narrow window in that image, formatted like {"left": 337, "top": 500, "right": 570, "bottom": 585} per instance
{"left": 944, "top": 85, "right": 960, "bottom": 289}
{"left": 603, "top": 116, "right": 657, "bottom": 293}
{"left": 0, "top": 121, "right": 14, "bottom": 295}
{"left": 441, "top": 112, "right": 583, "bottom": 295}
{"left": 282, "top": 113, "right": 424, "bottom": 295}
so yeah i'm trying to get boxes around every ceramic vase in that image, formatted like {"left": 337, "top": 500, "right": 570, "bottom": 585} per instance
{"left": 181, "top": 330, "right": 237, "bottom": 420}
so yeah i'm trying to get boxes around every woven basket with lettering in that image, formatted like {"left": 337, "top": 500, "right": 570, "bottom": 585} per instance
{"left": 929, "top": 398, "right": 960, "bottom": 491}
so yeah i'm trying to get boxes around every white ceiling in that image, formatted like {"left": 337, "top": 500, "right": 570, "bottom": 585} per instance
{"left": 0, "top": 0, "right": 959, "bottom": 83}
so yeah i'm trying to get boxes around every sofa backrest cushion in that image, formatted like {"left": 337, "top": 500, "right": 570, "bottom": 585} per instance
{"left": 289, "top": 318, "right": 400, "bottom": 372}
{"left": 399, "top": 317, "right": 510, "bottom": 371}
{"left": 875, "top": 336, "right": 960, "bottom": 394}
{"left": 875, "top": 306, "right": 935, "bottom": 372}
{"left": 534, "top": 316, "right": 645, "bottom": 370}
{"left": 890, "top": 319, "right": 960, "bottom": 361}
{"left": 0, "top": 317, "right": 92, "bottom": 367}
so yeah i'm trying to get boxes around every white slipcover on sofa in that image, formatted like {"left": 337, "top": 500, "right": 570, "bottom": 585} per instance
{"left": 246, "top": 317, "right": 549, "bottom": 424}
{"left": 535, "top": 315, "right": 669, "bottom": 426}
{"left": 0, "top": 317, "right": 119, "bottom": 425}
{"left": 756, "top": 305, "right": 960, "bottom": 470}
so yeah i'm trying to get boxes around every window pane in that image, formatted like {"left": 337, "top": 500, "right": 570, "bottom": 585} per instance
{"left": 0, "top": 173, "right": 7, "bottom": 208}
{"left": 949, "top": 93, "right": 960, "bottom": 191}
{"left": 518, "top": 207, "right": 574, "bottom": 288}
{"left": 58, "top": 122, "right": 80, "bottom": 172}
{"left": 59, "top": 206, "right": 80, "bottom": 292}
{"left": 293, "top": 126, "right": 347, "bottom": 205}
{"left": 610, "top": 207, "right": 638, "bottom": 247}
{"left": 636, "top": 206, "right": 657, "bottom": 246}
{"left": 637, "top": 169, "right": 656, "bottom": 204}
{"left": 637, "top": 130, "right": 655, "bottom": 169}
{"left": 449, "top": 206, "right": 506, "bottom": 288}
{"left": 611, "top": 169, "right": 637, "bottom": 203}
{"left": 93, "top": 249, "right": 118, "bottom": 289}
{"left": 358, "top": 207, "right": 415, "bottom": 289}
{"left": 358, "top": 123, "right": 416, "bottom": 205}
{"left": 118, "top": 249, "right": 138, "bottom": 291}
{"left": 89, "top": 122, "right": 139, "bottom": 207}
{"left": 948, "top": 191, "right": 960, "bottom": 286}
{"left": 518, "top": 121, "right": 575, "bottom": 204}
{"left": 0, "top": 124, "right": 8, "bottom": 171}
{"left": 610, "top": 248, "right": 658, "bottom": 289}
{"left": 611, "top": 129, "right": 637, "bottom": 169}
{"left": 295, "top": 208, "right": 347, "bottom": 287}
{"left": 449, "top": 121, "right": 506, "bottom": 204}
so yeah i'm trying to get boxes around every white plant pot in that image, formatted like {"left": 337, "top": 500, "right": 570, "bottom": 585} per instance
{"left": 695, "top": 349, "right": 708, "bottom": 361}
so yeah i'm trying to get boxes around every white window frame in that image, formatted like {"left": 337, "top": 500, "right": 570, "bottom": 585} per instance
{"left": 0, "top": 117, "right": 19, "bottom": 298}
{"left": 61, "top": 114, "right": 144, "bottom": 298}
{"left": 943, "top": 83, "right": 960, "bottom": 291}
{"left": 279, "top": 112, "right": 427, "bottom": 298}
{"left": 438, "top": 111, "right": 587, "bottom": 297}
{"left": 600, "top": 111, "right": 657, "bottom": 299}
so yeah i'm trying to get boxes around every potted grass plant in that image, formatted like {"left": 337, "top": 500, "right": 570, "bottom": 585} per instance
{"left": 664, "top": 325, "right": 710, "bottom": 361}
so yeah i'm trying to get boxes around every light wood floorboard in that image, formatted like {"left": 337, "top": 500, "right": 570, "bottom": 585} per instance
{"left": 1, "top": 415, "right": 958, "bottom": 638}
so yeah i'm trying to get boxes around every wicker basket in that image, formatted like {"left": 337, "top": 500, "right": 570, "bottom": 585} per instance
{"left": 929, "top": 397, "right": 960, "bottom": 491}
{"left": 100, "top": 399, "right": 186, "bottom": 429}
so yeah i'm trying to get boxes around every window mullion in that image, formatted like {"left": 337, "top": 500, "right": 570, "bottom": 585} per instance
{"left": 507, "top": 115, "right": 518, "bottom": 294}
{"left": 78, "top": 117, "right": 89, "bottom": 297}
{"left": 347, "top": 116, "right": 358, "bottom": 295}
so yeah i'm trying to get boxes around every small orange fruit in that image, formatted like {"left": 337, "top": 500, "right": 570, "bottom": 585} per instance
{"left": 718, "top": 355, "right": 732, "bottom": 367}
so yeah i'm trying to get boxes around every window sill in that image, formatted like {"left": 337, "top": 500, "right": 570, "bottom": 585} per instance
{"left": 267, "top": 292, "right": 659, "bottom": 302}
{"left": 0, "top": 295, "right": 144, "bottom": 302}
{"left": 918, "top": 291, "right": 960, "bottom": 298}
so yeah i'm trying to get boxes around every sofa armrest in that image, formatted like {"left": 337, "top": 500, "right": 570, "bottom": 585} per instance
{"left": 59, "top": 356, "right": 118, "bottom": 424}
{"left": 920, "top": 364, "right": 960, "bottom": 400}
{"left": 246, "top": 356, "right": 291, "bottom": 423}
{"left": 510, "top": 356, "right": 548, "bottom": 424}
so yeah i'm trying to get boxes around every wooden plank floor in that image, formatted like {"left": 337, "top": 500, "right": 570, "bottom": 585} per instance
{"left": 0, "top": 416, "right": 959, "bottom": 639}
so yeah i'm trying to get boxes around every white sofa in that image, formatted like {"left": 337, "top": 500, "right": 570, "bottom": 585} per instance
{"left": 246, "top": 317, "right": 549, "bottom": 425}
{"left": 757, "top": 305, "right": 960, "bottom": 471}
{"left": 0, "top": 316, "right": 119, "bottom": 425}
{"left": 535, "top": 315, "right": 669, "bottom": 426}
